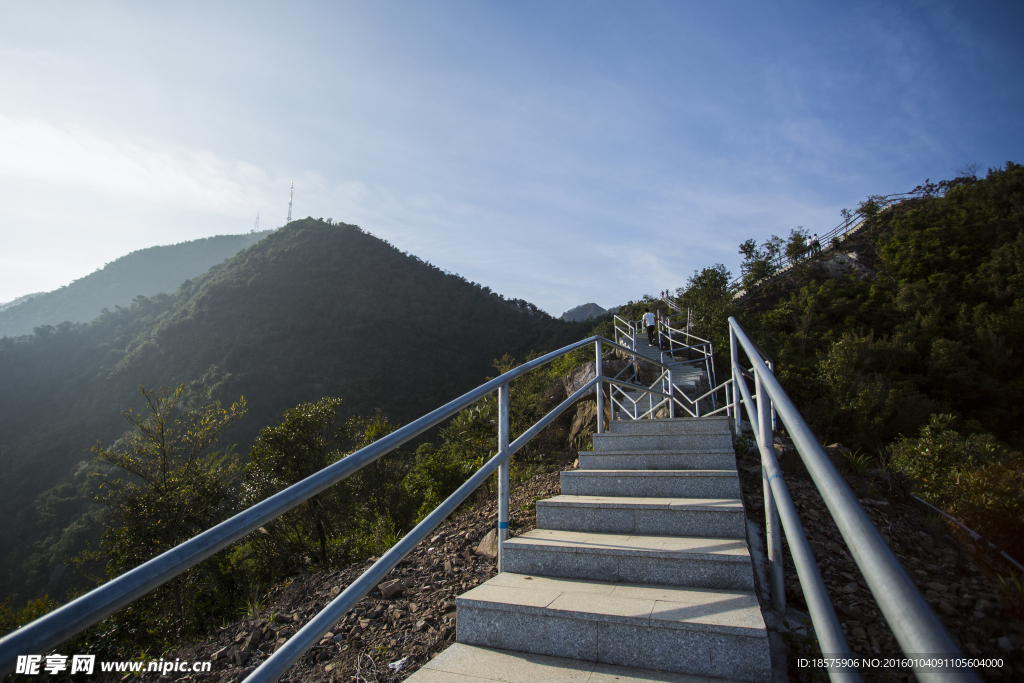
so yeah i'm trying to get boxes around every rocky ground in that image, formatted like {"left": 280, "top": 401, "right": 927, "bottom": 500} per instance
{"left": 738, "top": 439, "right": 1024, "bottom": 681}
{"left": 157, "top": 468, "right": 563, "bottom": 683}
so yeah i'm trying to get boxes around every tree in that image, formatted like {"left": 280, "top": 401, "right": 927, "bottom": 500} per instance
{"left": 677, "top": 265, "right": 733, "bottom": 338}
{"left": 739, "top": 236, "right": 783, "bottom": 289}
{"left": 785, "top": 228, "right": 809, "bottom": 263}
{"left": 241, "top": 398, "right": 351, "bottom": 569}
{"left": 91, "top": 384, "right": 246, "bottom": 639}
{"left": 240, "top": 399, "right": 408, "bottom": 576}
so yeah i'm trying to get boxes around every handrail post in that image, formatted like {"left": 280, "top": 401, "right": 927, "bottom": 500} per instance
{"left": 729, "top": 326, "right": 740, "bottom": 434}
{"left": 595, "top": 340, "right": 604, "bottom": 433}
{"left": 767, "top": 360, "right": 777, "bottom": 432}
{"left": 497, "top": 382, "right": 510, "bottom": 573}
{"left": 757, "top": 366, "right": 785, "bottom": 612}
{"left": 667, "top": 369, "right": 674, "bottom": 418}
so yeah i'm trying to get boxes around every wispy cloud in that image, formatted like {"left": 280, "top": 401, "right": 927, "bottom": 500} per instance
{"left": 0, "top": 114, "right": 272, "bottom": 216}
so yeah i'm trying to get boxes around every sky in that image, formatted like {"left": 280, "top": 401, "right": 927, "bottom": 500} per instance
{"left": 1, "top": 1, "right": 1022, "bottom": 316}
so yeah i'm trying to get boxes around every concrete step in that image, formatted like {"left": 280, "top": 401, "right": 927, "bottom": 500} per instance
{"left": 536, "top": 495, "right": 746, "bottom": 538}
{"left": 579, "top": 450, "right": 737, "bottom": 471}
{"left": 561, "top": 470, "right": 741, "bottom": 499}
{"left": 406, "top": 643, "right": 749, "bottom": 683}
{"left": 593, "top": 432, "right": 732, "bottom": 452}
{"left": 608, "top": 416, "right": 731, "bottom": 435}
{"left": 455, "top": 573, "right": 770, "bottom": 682}
{"left": 501, "top": 529, "right": 755, "bottom": 590}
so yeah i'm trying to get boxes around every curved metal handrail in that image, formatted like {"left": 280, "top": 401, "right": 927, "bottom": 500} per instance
{"left": 728, "top": 317, "right": 976, "bottom": 683}
{"left": 0, "top": 334, "right": 689, "bottom": 679}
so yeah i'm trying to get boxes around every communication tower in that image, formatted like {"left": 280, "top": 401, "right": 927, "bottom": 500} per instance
{"left": 287, "top": 181, "right": 294, "bottom": 223}
{"left": 254, "top": 212, "right": 259, "bottom": 233}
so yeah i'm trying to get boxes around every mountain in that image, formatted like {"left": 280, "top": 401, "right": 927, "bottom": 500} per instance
{"left": 0, "top": 292, "right": 45, "bottom": 313}
{"left": 560, "top": 302, "right": 611, "bottom": 322}
{"left": 0, "top": 231, "right": 274, "bottom": 337}
{"left": 0, "top": 219, "right": 593, "bottom": 603}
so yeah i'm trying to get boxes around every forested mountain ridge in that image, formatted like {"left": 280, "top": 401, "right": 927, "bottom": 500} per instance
{"left": 0, "top": 219, "right": 591, "bottom": 604}
{"left": 0, "top": 230, "right": 274, "bottom": 337}
{"left": 673, "top": 162, "right": 1024, "bottom": 561}
{"left": 0, "top": 292, "right": 45, "bottom": 312}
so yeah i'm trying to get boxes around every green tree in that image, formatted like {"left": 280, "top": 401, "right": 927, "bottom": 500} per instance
{"left": 676, "top": 265, "right": 734, "bottom": 343}
{"left": 239, "top": 399, "right": 408, "bottom": 578}
{"left": 90, "top": 384, "right": 246, "bottom": 641}
{"left": 739, "top": 236, "right": 784, "bottom": 289}
{"left": 785, "top": 227, "right": 809, "bottom": 263}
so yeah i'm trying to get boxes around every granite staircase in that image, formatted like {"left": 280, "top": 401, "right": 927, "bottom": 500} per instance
{"left": 615, "top": 333, "right": 709, "bottom": 418}
{"left": 408, "top": 416, "right": 771, "bottom": 683}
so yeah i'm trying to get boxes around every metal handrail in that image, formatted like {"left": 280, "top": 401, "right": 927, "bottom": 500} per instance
{"left": 660, "top": 321, "right": 712, "bottom": 347}
{"left": 727, "top": 190, "right": 926, "bottom": 296}
{"left": 246, "top": 374, "right": 602, "bottom": 683}
{"left": 728, "top": 317, "right": 976, "bottom": 683}
{"left": 0, "top": 334, "right": 682, "bottom": 679}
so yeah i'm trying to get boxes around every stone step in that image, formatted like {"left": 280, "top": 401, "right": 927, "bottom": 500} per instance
{"left": 536, "top": 495, "right": 746, "bottom": 538}
{"left": 501, "top": 529, "right": 755, "bottom": 590}
{"left": 608, "top": 416, "right": 731, "bottom": 435}
{"left": 561, "top": 469, "right": 741, "bottom": 499}
{"left": 579, "top": 450, "right": 737, "bottom": 471}
{"left": 406, "top": 643, "right": 749, "bottom": 683}
{"left": 455, "top": 573, "right": 770, "bottom": 683}
{"left": 593, "top": 432, "right": 733, "bottom": 452}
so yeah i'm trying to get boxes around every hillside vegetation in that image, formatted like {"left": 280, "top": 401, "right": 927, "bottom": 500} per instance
{"left": 0, "top": 219, "right": 592, "bottom": 608}
{"left": 673, "top": 162, "right": 1024, "bottom": 561}
{"left": 0, "top": 231, "right": 274, "bottom": 337}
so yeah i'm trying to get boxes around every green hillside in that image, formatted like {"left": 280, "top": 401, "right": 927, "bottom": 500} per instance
{"left": 675, "top": 162, "right": 1024, "bottom": 560}
{"left": 0, "top": 219, "right": 590, "bottom": 604}
{"left": 0, "top": 231, "right": 274, "bottom": 337}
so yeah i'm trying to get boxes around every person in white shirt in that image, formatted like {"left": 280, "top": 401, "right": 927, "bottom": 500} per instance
{"left": 642, "top": 308, "right": 656, "bottom": 345}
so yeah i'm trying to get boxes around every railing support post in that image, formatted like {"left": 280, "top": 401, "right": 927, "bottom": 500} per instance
{"left": 595, "top": 340, "right": 604, "bottom": 433}
{"left": 729, "top": 326, "right": 740, "bottom": 434}
{"left": 667, "top": 369, "right": 674, "bottom": 418}
{"left": 757, "top": 368, "right": 785, "bottom": 612}
{"left": 497, "top": 382, "right": 510, "bottom": 573}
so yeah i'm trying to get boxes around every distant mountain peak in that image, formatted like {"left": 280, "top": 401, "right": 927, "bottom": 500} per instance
{"left": 561, "top": 302, "right": 608, "bottom": 322}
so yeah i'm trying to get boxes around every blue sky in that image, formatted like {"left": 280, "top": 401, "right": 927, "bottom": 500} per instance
{"left": 1, "top": 1, "right": 1021, "bottom": 316}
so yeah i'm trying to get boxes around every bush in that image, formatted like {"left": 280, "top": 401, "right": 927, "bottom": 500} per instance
{"left": 890, "top": 414, "right": 1024, "bottom": 561}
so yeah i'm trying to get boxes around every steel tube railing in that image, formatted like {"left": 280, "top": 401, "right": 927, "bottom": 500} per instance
{"left": 496, "top": 382, "right": 510, "bottom": 572}
{"left": 0, "top": 332, "right": 675, "bottom": 677}
{"left": 741, "top": 388, "right": 858, "bottom": 681}
{"left": 244, "top": 376, "right": 600, "bottom": 683}
{"left": 729, "top": 318, "right": 976, "bottom": 683}
{"left": 0, "top": 335, "right": 600, "bottom": 674}
{"left": 595, "top": 341, "right": 605, "bottom": 434}
{"left": 755, "top": 368, "right": 785, "bottom": 613}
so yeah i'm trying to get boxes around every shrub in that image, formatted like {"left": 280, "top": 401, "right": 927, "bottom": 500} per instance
{"left": 890, "top": 414, "right": 1024, "bottom": 561}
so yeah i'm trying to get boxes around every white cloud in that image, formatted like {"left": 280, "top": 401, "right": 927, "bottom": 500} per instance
{"left": 0, "top": 114, "right": 273, "bottom": 216}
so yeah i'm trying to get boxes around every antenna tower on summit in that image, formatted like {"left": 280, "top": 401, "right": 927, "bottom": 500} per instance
{"left": 254, "top": 212, "right": 259, "bottom": 232}
{"left": 287, "top": 181, "right": 294, "bottom": 223}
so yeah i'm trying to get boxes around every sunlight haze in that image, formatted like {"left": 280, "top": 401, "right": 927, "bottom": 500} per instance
{"left": 1, "top": 1, "right": 1021, "bottom": 315}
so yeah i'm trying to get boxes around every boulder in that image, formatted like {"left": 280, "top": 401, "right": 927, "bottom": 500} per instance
{"left": 813, "top": 252, "right": 875, "bottom": 280}
{"left": 378, "top": 579, "right": 406, "bottom": 599}
{"left": 474, "top": 529, "right": 498, "bottom": 557}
